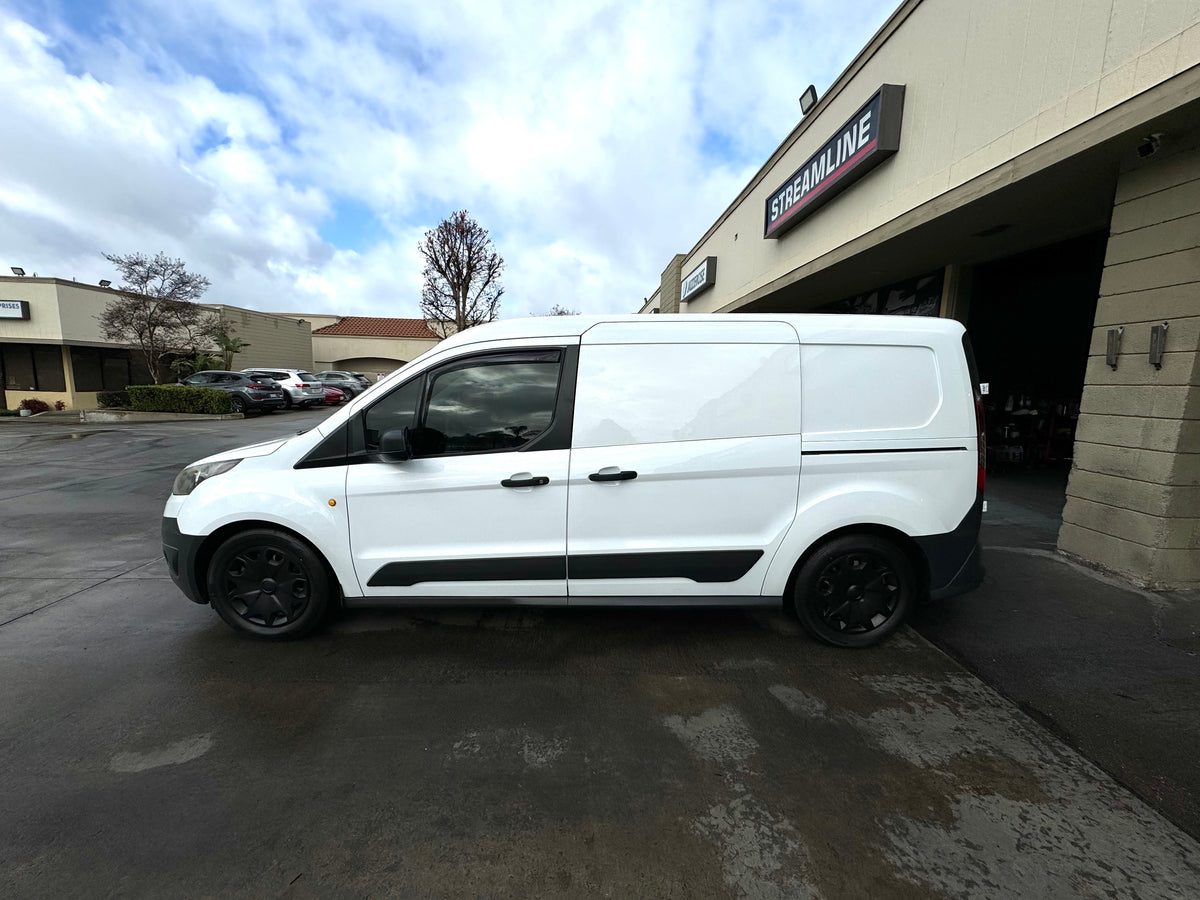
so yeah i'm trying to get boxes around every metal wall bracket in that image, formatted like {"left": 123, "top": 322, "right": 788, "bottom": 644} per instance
{"left": 1149, "top": 322, "right": 1169, "bottom": 369}
{"left": 1106, "top": 327, "right": 1123, "bottom": 369}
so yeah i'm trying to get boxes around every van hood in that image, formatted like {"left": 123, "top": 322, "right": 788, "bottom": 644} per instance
{"left": 191, "top": 436, "right": 289, "bottom": 466}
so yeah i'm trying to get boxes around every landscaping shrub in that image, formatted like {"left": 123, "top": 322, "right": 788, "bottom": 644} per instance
{"left": 54, "top": 400, "right": 67, "bottom": 411}
{"left": 126, "top": 384, "right": 233, "bottom": 415}
{"left": 19, "top": 398, "right": 51, "bottom": 414}
{"left": 97, "top": 390, "right": 130, "bottom": 409}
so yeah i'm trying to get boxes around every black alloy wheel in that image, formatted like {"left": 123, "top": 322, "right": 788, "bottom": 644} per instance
{"left": 206, "top": 528, "right": 330, "bottom": 639}
{"left": 793, "top": 534, "right": 915, "bottom": 648}
{"left": 230, "top": 394, "right": 247, "bottom": 414}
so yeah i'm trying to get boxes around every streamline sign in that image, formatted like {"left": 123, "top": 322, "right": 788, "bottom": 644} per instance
{"left": 764, "top": 84, "right": 905, "bottom": 239}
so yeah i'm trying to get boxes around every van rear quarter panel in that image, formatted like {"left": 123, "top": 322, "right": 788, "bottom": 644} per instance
{"left": 762, "top": 323, "right": 977, "bottom": 597}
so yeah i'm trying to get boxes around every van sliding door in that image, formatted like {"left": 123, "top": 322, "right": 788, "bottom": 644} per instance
{"left": 565, "top": 322, "right": 801, "bottom": 602}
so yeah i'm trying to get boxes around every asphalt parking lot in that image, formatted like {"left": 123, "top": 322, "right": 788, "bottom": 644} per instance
{"left": 3, "top": 411, "right": 1200, "bottom": 898}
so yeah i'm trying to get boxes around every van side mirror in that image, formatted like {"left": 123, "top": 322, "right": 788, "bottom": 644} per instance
{"left": 378, "top": 427, "right": 412, "bottom": 462}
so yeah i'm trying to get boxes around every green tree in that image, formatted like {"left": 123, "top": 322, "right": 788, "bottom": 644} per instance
{"left": 216, "top": 332, "right": 251, "bottom": 370}
{"left": 98, "top": 251, "right": 221, "bottom": 383}
{"left": 418, "top": 210, "right": 504, "bottom": 337}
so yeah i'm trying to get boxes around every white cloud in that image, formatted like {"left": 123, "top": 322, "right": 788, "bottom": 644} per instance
{"left": 0, "top": 0, "right": 897, "bottom": 317}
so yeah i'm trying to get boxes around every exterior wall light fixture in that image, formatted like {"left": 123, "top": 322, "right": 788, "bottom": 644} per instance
{"left": 799, "top": 85, "right": 818, "bottom": 115}
{"left": 1149, "top": 322, "right": 1168, "bottom": 369}
{"left": 1106, "top": 327, "right": 1122, "bottom": 369}
{"left": 11, "top": 267, "right": 25, "bottom": 276}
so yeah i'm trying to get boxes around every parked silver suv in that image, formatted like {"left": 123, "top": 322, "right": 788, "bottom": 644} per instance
{"left": 240, "top": 368, "right": 325, "bottom": 409}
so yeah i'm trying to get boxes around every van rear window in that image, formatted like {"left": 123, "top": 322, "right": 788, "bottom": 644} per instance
{"left": 801, "top": 344, "right": 941, "bottom": 435}
{"left": 573, "top": 343, "right": 800, "bottom": 448}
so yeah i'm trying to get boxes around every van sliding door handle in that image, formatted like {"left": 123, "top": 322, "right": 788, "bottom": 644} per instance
{"left": 589, "top": 470, "right": 638, "bottom": 482}
{"left": 501, "top": 475, "right": 550, "bottom": 488}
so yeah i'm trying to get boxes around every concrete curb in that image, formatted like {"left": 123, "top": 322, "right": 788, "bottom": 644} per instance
{"left": 80, "top": 409, "right": 245, "bottom": 424}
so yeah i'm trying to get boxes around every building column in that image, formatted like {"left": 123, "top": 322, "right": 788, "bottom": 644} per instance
{"left": 659, "top": 254, "right": 686, "bottom": 314}
{"left": 939, "top": 263, "right": 972, "bottom": 324}
{"left": 1058, "top": 141, "right": 1200, "bottom": 590}
{"left": 60, "top": 345, "right": 77, "bottom": 408}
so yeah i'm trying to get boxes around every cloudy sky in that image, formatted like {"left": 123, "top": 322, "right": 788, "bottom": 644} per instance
{"left": 1, "top": 0, "right": 896, "bottom": 319}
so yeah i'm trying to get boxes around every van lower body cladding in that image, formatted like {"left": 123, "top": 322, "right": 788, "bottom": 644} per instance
{"left": 914, "top": 491, "right": 985, "bottom": 601}
{"left": 162, "top": 517, "right": 207, "bottom": 604}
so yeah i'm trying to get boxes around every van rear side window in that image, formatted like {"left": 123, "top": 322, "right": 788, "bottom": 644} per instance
{"left": 801, "top": 344, "right": 941, "bottom": 435}
{"left": 573, "top": 343, "right": 800, "bottom": 448}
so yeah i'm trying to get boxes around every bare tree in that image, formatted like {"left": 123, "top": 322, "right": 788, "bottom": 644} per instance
{"left": 545, "top": 304, "right": 579, "bottom": 316}
{"left": 418, "top": 210, "right": 504, "bottom": 337}
{"left": 98, "top": 252, "right": 222, "bottom": 383}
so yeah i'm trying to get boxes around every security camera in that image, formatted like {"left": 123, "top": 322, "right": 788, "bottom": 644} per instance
{"left": 1137, "top": 133, "right": 1163, "bottom": 159}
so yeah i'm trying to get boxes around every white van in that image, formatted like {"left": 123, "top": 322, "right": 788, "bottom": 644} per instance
{"left": 163, "top": 315, "right": 985, "bottom": 647}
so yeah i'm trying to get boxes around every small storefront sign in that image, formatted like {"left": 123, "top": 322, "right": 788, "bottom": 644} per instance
{"left": 764, "top": 84, "right": 905, "bottom": 239}
{"left": 680, "top": 257, "right": 717, "bottom": 303}
{"left": 0, "top": 300, "right": 31, "bottom": 320}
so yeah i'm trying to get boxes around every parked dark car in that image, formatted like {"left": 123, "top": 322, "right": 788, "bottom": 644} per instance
{"left": 178, "top": 371, "right": 286, "bottom": 414}
{"left": 315, "top": 371, "right": 366, "bottom": 397}
{"left": 349, "top": 372, "right": 373, "bottom": 387}
{"left": 240, "top": 368, "right": 325, "bottom": 409}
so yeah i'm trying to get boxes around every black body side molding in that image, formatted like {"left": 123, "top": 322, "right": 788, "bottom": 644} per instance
{"left": 368, "top": 550, "right": 765, "bottom": 588}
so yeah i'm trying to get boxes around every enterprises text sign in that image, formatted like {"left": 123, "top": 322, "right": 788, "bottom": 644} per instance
{"left": 680, "top": 256, "right": 717, "bottom": 303}
{"left": 0, "top": 300, "right": 31, "bottom": 320}
{"left": 764, "top": 84, "right": 905, "bottom": 239}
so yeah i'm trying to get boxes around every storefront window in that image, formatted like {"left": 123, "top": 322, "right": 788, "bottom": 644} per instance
{"left": 2, "top": 344, "right": 65, "bottom": 391}
{"left": 71, "top": 348, "right": 103, "bottom": 392}
{"left": 3, "top": 345, "right": 36, "bottom": 391}
{"left": 71, "top": 347, "right": 135, "bottom": 391}
{"left": 32, "top": 346, "right": 66, "bottom": 392}
{"left": 818, "top": 271, "right": 945, "bottom": 317}
{"left": 102, "top": 354, "right": 130, "bottom": 391}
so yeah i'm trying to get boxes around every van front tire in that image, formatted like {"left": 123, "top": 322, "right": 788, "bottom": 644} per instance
{"left": 793, "top": 535, "right": 914, "bottom": 648}
{"left": 206, "top": 528, "right": 329, "bottom": 640}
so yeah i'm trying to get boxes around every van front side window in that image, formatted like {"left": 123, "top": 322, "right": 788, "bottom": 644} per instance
{"left": 421, "top": 357, "right": 560, "bottom": 456}
{"left": 363, "top": 377, "right": 422, "bottom": 450}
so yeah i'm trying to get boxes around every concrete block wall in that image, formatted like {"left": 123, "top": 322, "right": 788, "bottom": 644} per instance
{"left": 659, "top": 255, "right": 685, "bottom": 314}
{"left": 209, "top": 306, "right": 314, "bottom": 372}
{"left": 1059, "top": 140, "right": 1200, "bottom": 589}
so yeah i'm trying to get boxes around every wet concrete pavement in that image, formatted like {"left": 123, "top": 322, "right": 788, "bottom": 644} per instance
{"left": 913, "top": 470, "right": 1200, "bottom": 842}
{"left": 3, "top": 414, "right": 1199, "bottom": 897}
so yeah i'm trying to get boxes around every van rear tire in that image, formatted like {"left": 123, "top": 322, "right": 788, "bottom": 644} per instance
{"left": 793, "top": 535, "right": 914, "bottom": 648}
{"left": 206, "top": 528, "right": 329, "bottom": 640}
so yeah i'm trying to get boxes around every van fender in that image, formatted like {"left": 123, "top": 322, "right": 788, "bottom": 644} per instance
{"left": 173, "top": 469, "right": 359, "bottom": 598}
{"left": 761, "top": 487, "right": 959, "bottom": 597}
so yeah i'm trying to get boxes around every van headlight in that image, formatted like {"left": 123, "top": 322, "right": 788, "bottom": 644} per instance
{"left": 172, "top": 459, "right": 242, "bottom": 495}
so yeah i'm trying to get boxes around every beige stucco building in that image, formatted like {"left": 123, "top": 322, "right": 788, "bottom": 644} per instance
{"left": 0, "top": 278, "right": 444, "bottom": 410}
{"left": 283, "top": 314, "right": 441, "bottom": 375}
{"left": 0, "top": 277, "right": 314, "bottom": 410}
{"left": 643, "top": 0, "right": 1200, "bottom": 589}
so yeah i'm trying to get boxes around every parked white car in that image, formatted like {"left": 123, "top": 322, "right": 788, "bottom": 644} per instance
{"left": 240, "top": 367, "right": 325, "bottom": 409}
{"left": 165, "top": 314, "right": 985, "bottom": 646}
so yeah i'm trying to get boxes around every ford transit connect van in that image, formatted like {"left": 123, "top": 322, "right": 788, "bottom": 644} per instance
{"left": 163, "top": 314, "right": 985, "bottom": 647}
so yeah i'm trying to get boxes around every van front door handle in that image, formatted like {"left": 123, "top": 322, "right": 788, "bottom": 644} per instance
{"left": 589, "top": 470, "right": 638, "bottom": 482}
{"left": 501, "top": 475, "right": 550, "bottom": 488}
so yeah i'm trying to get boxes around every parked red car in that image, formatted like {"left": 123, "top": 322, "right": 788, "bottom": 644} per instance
{"left": 322, "top": 385, "right": 347, "bottom": 405}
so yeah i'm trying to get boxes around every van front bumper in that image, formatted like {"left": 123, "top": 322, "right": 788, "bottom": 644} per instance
{"left": 915, "top": 491, "right": 985, "bottom": 602}
{"left": 162, "top": 516, "right": 208, "bottom": 605}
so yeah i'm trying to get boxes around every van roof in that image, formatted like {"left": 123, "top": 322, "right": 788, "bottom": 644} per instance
{"left": 436, "top": 313, "right": 965, "bottom": 352}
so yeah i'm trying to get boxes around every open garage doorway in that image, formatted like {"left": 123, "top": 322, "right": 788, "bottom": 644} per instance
{"left": 965, "top": 231, "right": 1108, "bottom": 541}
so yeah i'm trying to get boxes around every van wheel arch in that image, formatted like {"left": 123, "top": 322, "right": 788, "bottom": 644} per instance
{"left": 194, "top": 520, "right": 344, "bottom": 612}
{"left": 783, "top": 524, "right": 931, "bottom": 612}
